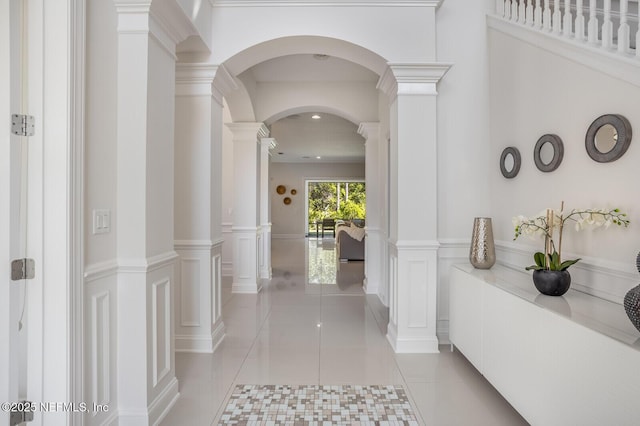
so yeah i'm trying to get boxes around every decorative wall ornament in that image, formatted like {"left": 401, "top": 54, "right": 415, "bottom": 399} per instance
{"left": 500, "top": 146, "right": 521, "bottom": 178}
{"left": 291, "top": 189, "right": 297, "bottom": 195}
{"left": 585, "top": 114, "right": 632, "bottom": 163}
{"left": 533, "top": 134, "right": 564, "bottom": 172}
{"left": 283, "top": 197, "right": 292, "bottom": 205}
{"left": 276, "top": 185, "right": 286, "bottom": 194}
{"left": 469, "top": 217, "right": 496, "bottom": 269}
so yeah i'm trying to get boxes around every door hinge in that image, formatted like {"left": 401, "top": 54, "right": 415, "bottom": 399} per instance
{"left": 9, "top": 402, "right": 34, "bottom": 426}
{"left": 11, "top": 258, "right": 35, "bottom": 281}
{"left": 11, "top": 114, "right": 35, "bottom": 137}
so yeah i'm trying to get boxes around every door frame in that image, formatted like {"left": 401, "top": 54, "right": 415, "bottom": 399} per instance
{"left": 0, "top": 0, "right": 85, "bottom": 423}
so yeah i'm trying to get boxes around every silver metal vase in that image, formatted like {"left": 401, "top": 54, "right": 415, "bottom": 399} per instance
{"left": 469, "top": 217, "right": 496, "bottom": 269}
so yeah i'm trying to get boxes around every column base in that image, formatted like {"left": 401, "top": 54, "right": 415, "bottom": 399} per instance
{"left": 387, "top": 322, "right": 440, "bottom": 353}
{"left": 175, "top": 320, "right": 225, "bottom": 353}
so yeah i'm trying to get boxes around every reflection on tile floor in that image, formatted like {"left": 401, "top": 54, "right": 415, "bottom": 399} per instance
{"left": 218, "top": 384, "right": 418, "bottom": 425}
{"left": 161, "top": 238, "right": 528, "bottom": 426}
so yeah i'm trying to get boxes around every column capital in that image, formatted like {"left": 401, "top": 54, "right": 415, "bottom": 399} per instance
{"left": 226, "top": 122, "right": 270, "bottom": 141}
{"left": 176, "top": 63, "right": 217, "bottom": 96}
{"left": 212, "top": 64, "right": 238, "bottom": 105}
{"left": 357, "top": 122, "right": 380, "bottom": 140}
{"left": 260, "top": 138, "right": 278, "bottom": 150}
{"left": 377, "top": 63, "right": 452, "bottom": 99}
{"left": 114, "top": 0, "right": 198, "bottom": 59}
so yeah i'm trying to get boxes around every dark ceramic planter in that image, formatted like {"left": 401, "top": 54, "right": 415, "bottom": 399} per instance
{"left": 532, "top": 269, "right": 571, "bottom": 296}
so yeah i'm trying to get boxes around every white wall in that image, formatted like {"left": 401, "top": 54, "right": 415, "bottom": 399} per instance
{"left": 434, "top": 0, "right": 493, "bottom": 342}
{"left": 489, "top": 29, "right": 640, "bottom": 303}
{"left": 221, "top": 104, "right": 234, "bottom": 276}
{"left": 270, "top": 162, "right": 365, "bottom": 237}
{"left": 83, "top": 1, "right": 119, "bottom": 424}
{"left": 86, "top": 0, "right": 118, "bottom": 266}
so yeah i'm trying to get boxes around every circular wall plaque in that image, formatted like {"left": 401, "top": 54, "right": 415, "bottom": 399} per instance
{"left": 500, "top": 147, "right": 521, "bottom": 179}
{"left": 283, "top": 197, "right": 292, "bottom": 205}
{"left": 585, "top": 114, "right": 632, "bottom": 163}
{"left": 291, "top": 189, "right": 297, "bottom": 195}
{"left": 533, "top": 134, "right": 564, "bottom": 172}
{"left": 276, "top": 185, "right": 286, "bottom": 194}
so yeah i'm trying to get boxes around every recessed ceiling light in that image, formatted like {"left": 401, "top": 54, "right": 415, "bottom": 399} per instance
{"left": 311, "top": 114, "right": 321, "bottom": 120}
{"left": 316, "top": 156, "right": 321, "bottom": 159}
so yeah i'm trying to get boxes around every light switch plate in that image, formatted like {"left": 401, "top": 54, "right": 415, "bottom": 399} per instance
{"left": 93, "top": 209, "right": 111, "bottom": 234}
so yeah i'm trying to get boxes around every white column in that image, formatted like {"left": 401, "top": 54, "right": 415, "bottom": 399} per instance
{"left": 226, "top": 123, "right": 270, "bottom": 293}
{"left": 358, "top": 123, "right": 383, "bottom": 297}
{"left": 173, "top": 63, "right": 227, "bottom": 353}
{"left": 378, "top": 63, "right": 450, "bottom": 354}
{"left": 113, "top": 1, "right": 193, "bottom": 423}
{"left": 259, "top": 138, "right": 276, "bottom": 279}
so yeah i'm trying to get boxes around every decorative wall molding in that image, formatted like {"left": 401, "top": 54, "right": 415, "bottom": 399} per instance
{"left": 487, "top": 14, "right": 640, "bottom": 88}
{"left": 151, "top": 278, "right": 171, "bottom": 387}
{"left": 174, "top": 239, "right": 222, "bottom": 250}
{"left": 394, "top": 239, "right": 441, "bottom": 250}
{"left": 118, "top": 251, "right": 179, "bottom": 274}
{"left": 90, "top": 292, "right": 111, "bottom": 408}
{"left": 84, "top": 260, "right": 119, "bottom": 283}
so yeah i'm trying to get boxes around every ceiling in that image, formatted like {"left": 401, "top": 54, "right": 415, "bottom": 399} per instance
{"left": 241, "top": 54, "right": 378, "bottom": 163}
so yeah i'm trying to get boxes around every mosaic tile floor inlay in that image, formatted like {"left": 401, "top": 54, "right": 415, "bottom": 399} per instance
{"left": 218, "top": 384, "right": 419, "bottom": 425}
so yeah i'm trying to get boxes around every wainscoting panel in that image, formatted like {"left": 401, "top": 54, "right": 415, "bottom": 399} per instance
{"left": 407, "top": 259, "right": 429, "bottom": 328}
{"left": 91, "top": 291, "right": 111, "bottom": 407}
{"left": 84, "top": 260, "right": 118, "bottom": 426}
{"left": 180, "top": 258, "right": 201, "bottom": 327}
{"left": 152, "top": 278, "right": 171, "bottom": 387}
{"left": 222, "top": 222, "right": 233, "bottom": 276}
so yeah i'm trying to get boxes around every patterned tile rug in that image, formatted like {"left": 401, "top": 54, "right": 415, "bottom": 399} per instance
{"left": 218, "top": 384, "right": 419, "bottom": 425}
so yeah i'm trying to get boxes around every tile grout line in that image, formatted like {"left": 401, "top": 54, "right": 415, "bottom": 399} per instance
{"left": 210, "top": 289, "right": 275, "bottom": 426}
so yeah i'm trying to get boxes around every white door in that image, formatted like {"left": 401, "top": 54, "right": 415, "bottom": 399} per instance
{"left": 2, "top": 0, "right": 31, "bottom": 424}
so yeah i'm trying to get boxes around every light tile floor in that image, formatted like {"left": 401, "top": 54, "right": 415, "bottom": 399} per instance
{"left": 161, "top": 238, "right": 528, "bottom": 425}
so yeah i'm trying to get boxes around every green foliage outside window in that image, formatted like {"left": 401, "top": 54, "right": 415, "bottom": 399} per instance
{"left": 307, "top": 181, "right": 366, "bottom": 223}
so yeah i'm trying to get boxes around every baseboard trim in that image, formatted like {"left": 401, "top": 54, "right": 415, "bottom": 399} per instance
{"left": 232, "top": 282, "right": 262, "bottom": 294}
{"left": 150, "top": 377, "right": 180, "bottom": 426}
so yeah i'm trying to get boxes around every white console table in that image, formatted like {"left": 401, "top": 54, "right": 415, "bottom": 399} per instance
{"left": 450, "top": 263, "right": 640, "bottom": 426}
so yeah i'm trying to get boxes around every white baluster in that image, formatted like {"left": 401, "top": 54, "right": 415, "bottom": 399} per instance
{"left": 511, "top": 0, "right": 519, "bottom": 21}
{"left": 505, "top": 0, "right": 511, "bottom": 19}
{"left": 526, "top": 0, "right": 534, "bottom": 25}
{"left": 563, "top": 0, "right": 573, "bottom": 37}
{"left": 575, "top": 0, "right": 585, "bottom": 41}
{"left": 519, "top": 0, "right": 527, "bottom": 24}
{"left": 587, "top": 0, "right": 598, "bottom": 44}
{"left": 497, "top": 0, "right": 504, "bottom": 17}
{"left": 534, "top": 0, "right": 543, "bottom": 29}
{"left": 602, "top": 0, "right": 613, "bottom": 49}
{"left": 543, "top": 0, "right": 552, "bottom": 30}
{"left": 617, "top": 0, "right": 630, "bottom": 53}
{"left": 552, "top": 0, "right": 562, "bottom": 34}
